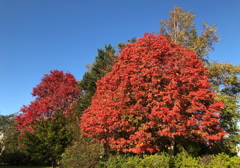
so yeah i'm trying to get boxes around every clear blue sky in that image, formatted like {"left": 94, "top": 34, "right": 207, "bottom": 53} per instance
{"left": 0, "top": 0, "right": 239, "bottom": 116}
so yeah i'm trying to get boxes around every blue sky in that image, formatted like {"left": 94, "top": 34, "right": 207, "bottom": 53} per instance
{"left": 0, "top": 0, "right": 239, "bottom": 116}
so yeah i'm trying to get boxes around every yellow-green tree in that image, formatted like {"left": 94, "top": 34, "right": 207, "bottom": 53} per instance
{"left": 208, "top": 62, "right": 240, "bottom": 155}
{"left": 160, "top": 5, "right": 219, "bottom": 63}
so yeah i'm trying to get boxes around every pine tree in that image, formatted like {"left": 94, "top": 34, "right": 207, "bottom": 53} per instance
{"left": 77, "top": 44, "right": 117, "bottom": 113}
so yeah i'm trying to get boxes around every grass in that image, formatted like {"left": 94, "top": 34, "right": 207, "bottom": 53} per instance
{"left": 0, "top": 166, "right": 52, "bottom": 168}
{"left": 0, "top": 164, "right": 52, "bottom": 168}
{"left": 0, "top": 167, "right": 51, "bottom": 168}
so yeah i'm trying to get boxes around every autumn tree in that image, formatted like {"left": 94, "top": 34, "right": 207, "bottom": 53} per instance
{"left": 81, "top": 33, "right": 226, "bottom": 155}
{"left": 15, "top": 70, "right": 80, "bottom": 135}
{"left": 159, "top": 6, "right": 240, "bottom": 155}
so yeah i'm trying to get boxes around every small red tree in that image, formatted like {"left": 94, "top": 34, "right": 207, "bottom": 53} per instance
{"left": 81, "top": 34, "right": 226, "bottom": 154}
{"left": 15, "top": 70, "right": 80, "bottom": 135}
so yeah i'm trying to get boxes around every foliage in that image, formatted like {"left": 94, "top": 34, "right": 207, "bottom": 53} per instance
{"left": 138, "top": 152, "right": 171, "bottom": 168}
{"left": 0, "top": 114, "right": 18, "bottom": 156}
{"left": 15, "top": 70, "right": 80, "bottom": 136}
{"left": 98, "top": 153, "right": 171, "bottom": 168}
{"left": 98, "top": 152, "right": 240, "bottom": 168}
{"left": 174, "top": 151, "right": 200, "bottom": 167}
{"left": 205, "top": 153, "right": 240, "bottom": 167}
{"left": 0, "top": 114, "right": 29, "bottom": 165}
{"left": 160, "top": 5, "right": 219, "bottom": 62}
{"left": 78, "top": 45, "right": 116, "bottom": 113}
{"left": 159, "top": 5, "right": 240, "bottom": 155}
{"left": 20, "top": 111, "right": 73, "bottom": 168}
{"left": 81, "top": 33, "right": 226, "bottom": 154}
{"left": 117, "top": 37, "right": 137, "bottom": 52}
{"left": 208, "top": 62, "right": 240, "bottom": 155}
{"left": 0, "top": 151, "right": 28, "bottom": 166}
{"left": 60, "top": 45, "right": 117, "bottom": 168}
{"left": 60, "top": 137, "right": 103, "bottom": 168}
{"left": 97, "top": 154, "right": 133, "bottom": 168}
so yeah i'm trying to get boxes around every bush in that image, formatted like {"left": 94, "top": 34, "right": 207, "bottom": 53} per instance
{"left": 174, "top": 151, "right": 201, "bottom": 168}
{"left": 140, "top": 153, "right": 171, "bottom": 168}
{"left": 123, "top": 155, "right": 142, "bottom": 168}
{"left": 202, "top": 153, "right": 240, "bottom": 168}
{"left": 97, "top": 151, "right": 240, "bottom": 168}
{"left": 60, "top": 137, "right": 103, "bottom": 168}
{"left": 0, "top": 150, "right": 33, "bottom": 165}
{"left": 98, "top": 152, "right": 171, "bottom": 168}
{"left": 97, "top": 154, "right": 131, "bottom": 168}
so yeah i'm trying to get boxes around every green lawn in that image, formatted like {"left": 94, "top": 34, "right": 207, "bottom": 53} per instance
{"left": 0, "top": 165, "right": 52, "bottom": 168}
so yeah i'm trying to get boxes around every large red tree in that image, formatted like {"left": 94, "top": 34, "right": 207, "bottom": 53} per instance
{"left": 15, "top": 70, "right": 80, "bottom": 135}
{"left": 81, "top": 34, "right": 226, "bottom": 154}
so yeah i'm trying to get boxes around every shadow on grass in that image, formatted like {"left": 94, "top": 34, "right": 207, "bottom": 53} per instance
{"left": 0, "top": 164, "right": 54, "bottom": 168}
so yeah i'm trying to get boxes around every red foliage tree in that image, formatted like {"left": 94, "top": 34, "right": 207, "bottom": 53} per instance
{"left": 15, "top": 70, "right": 80, "bottom": 135}
{"left": 81, "top": 34, "right": 226, "bottom": 154}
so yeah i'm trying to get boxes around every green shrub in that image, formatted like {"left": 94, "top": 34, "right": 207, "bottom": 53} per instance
{"left": 174, "top": 151, "right": 201, "bottom": 168}
{"left": 124, "top": 155, "right": 142, "bottom": 168}
{"left": 0, "top": 150, "right": 29, "bottom": 165}
{"left": 140, "top": 153, "right": 171, "bottom": 168}
{"left": 98, "top": 152, "right": 172, "bottom": 168}
{"left": 202, "top": 153, "right": 240, "bottom": 168}
{"left": 96, "top": 150, "right": 240, "bottom": 168}
{"left": 97, "top": 154, "right": 130, "bottom": 168}
{"left": 60, "top": 137, "right": 103, "bottom": 168}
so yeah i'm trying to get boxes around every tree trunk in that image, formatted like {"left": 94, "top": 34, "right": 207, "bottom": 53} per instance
{"left": 103, "top": 143, "right": 110, "bottom": 160}
{"left": 139, "top": 153, "right": 144, "bottom": 159}
{"left": 170, "top": 138, "right": 175, "bottom": 156}
{"left": 52, "top": 160, "right": 56, "bottom": 168}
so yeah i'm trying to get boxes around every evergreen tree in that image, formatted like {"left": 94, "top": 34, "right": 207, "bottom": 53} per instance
{"left": 21, "top": 111, "right": 73, "bottom": 168}
{"left": 117, "top": 37, "right": 137, "bottom": 53}
{"left": 64, "top": 45, "right": 117, "bottom": 163}
{"left": 78, "top": 44, "right": 117, "bottom": 113}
